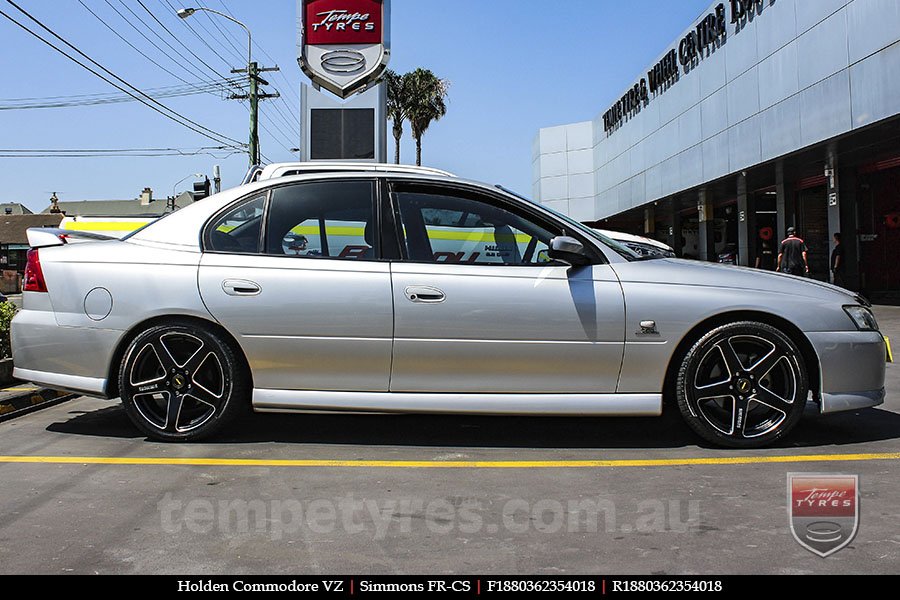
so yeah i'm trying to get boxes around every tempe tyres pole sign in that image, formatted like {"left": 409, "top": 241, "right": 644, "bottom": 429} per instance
{"left": 298, "top": 0, "right": 391, "bottom": 98}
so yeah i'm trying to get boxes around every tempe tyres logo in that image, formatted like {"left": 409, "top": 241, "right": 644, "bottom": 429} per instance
{"left": 299, "top": 0, "right": 389, "bottom": 98}
{"left": 788, "top": 473, "right": 859, "bottom": 557}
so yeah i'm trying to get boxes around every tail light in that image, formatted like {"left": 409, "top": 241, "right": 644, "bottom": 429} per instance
{"left": 23, "top": 248, "right": 48, "bottom": 292}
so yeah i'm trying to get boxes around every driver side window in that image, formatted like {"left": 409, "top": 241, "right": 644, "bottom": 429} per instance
{"left": 393, "top": 188, "right": 560, "bottom": 265}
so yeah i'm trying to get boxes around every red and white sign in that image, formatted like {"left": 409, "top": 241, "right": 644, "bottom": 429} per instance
{"left": 299, "top": 0, "right": 390, "bottom": 98}
{"left": 788, "top": 473, "right": 859, "bottom": 557}
{"left": 304, "top": 0, "right": 382, "bottom": 45}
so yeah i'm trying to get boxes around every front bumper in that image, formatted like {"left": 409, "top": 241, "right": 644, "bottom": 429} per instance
{"left": 806, "top": 330, "right": 886, "bottom": 414}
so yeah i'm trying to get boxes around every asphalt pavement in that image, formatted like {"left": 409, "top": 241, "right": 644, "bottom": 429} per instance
{"left": 0, "top": 307, "right": 897, "bottom": 574}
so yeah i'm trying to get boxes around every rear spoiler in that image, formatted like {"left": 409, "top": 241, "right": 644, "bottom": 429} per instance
{"left": 26, "top": 227, "right": 118, "bottom": 248}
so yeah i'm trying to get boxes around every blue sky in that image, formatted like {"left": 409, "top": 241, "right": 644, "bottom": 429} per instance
{"left": 1, "top": 0, "right": 712, "bottom": 212}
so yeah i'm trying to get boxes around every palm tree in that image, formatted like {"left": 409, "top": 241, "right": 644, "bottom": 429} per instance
{"left": 403, "top": 68, "right": 449, "bottom": 166}
{"left": 384, "top": 69, "right": 406, "bottom": 164}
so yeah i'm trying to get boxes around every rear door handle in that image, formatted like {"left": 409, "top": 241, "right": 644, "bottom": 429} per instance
{"left": 405, "top": 285, "right": 445, "bottom": 303}
{"left": 222, "top": 279, "right": 261, "bottom": 296}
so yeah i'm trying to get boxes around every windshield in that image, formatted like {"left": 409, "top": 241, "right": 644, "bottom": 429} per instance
{"left": 495, "top": 185, "right": 641, "bottom": 261}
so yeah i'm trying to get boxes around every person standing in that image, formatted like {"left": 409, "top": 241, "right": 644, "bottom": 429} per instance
{"left": 755, "top": 238, "right": 776, "bottom": 270}
{"left": 777, "top": 227, "right": 808, "bottom": 276}
{"left": 831, "top": 232, "right": 846, "bottom": 288}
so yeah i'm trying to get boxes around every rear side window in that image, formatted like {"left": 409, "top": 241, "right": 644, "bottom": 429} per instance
{"left": 207, "top": 194, "right": 266, "bottom": 253}
{"left": 265, "top": 180, "right": 376, "bottom": 260}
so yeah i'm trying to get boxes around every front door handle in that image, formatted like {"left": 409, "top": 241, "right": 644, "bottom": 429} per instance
{"left": 222, "top": 279, "right": 261, "bottom": 296}
{"left": 405, "top": 285, "right": 445, "bottom": 303}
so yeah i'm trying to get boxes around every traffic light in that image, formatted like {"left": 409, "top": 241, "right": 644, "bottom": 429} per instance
{"left": 192, "top": 177, "right": 211, "bottom": 200}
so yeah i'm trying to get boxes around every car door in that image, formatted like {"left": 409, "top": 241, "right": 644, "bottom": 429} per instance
{"left": 198, "top": 179, "right": 393, "bottom": 392}
{"left": 387, "top": 181, "right": 626, "bottom": 394}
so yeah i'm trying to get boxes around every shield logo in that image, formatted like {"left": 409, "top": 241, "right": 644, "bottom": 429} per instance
{"left": 299, "top": 0, "right": 390, "bottom": 98}
{"left": 787, "top": 473, "right": 859, "bottom": 557}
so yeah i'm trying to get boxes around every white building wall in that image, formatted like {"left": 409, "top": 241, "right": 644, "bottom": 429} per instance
{"left": 534, "top": 0, "right": 900, "bottom": 220}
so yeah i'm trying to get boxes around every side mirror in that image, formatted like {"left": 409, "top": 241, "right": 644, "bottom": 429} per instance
{"left": 548, "top": 235, "right": 590, "bottom": 266}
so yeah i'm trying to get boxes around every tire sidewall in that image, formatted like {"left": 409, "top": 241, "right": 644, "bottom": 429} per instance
{"left": 676, "top": 321, "right": 809, "bottom": 448}
{"left": 119, "top": 322, "right": 242, "bottom": 442}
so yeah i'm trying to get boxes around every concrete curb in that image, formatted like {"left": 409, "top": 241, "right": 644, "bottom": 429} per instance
{"left": 0, "top": 388, "right": 78, "bottom": 423}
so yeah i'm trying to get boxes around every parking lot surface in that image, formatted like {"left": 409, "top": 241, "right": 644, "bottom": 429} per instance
{"left": 1, "top": 307, "right": 898, "bottom": 574}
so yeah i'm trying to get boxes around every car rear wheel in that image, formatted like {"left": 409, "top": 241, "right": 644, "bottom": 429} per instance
{"left": 119, "top": 322, "right": 248, "bottom": 441}
{"left": 675, "top": 321, "right": 808, "bottom": 448}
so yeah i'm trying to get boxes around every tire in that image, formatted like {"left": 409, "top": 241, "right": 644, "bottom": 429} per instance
{"left": 675, "top": 321, "right": 808, "bottom": 448}
{"left": 119, "top": 321, "right": 249, "bottom": 442}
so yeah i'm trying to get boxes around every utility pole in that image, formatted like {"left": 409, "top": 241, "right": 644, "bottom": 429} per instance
{"left": 177, "top": 7, "right": 278, "bottom": 168}
{"left": 230, "top": 63, "right": 280, "bottom": 167}
{"left": 213, "top": 165, "right": 221, "bottom": 194}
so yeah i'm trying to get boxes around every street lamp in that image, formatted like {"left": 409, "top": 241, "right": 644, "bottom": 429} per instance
{"left": 173, "top": 173, "right": 204, "bottom": 198}
{"left": 178, "top": 7, "right": 260, "bottom": 166}
{"left": 177, "top": 7, "right": 251, "bottom": 69}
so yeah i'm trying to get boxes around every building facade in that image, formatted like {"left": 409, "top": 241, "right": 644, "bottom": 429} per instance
{"left": 0, "top": 214, "right": 63, "bottom": 291}
{"left": 533, "top": 0, "right": 900, "bottom": 300}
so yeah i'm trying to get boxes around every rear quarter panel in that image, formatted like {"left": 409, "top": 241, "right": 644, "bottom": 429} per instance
{"left": 39, "top": 240, "right": 209, "bottom": 331}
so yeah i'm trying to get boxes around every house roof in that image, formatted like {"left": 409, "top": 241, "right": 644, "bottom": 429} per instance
{"left": 0, "top": 203, "right": 33, "bottom": 215}
{"left": 0, "top": 214, "right": 64, "bottom": 245}
{"left": 41, "top": 192, "right": 195, "bottom": 217}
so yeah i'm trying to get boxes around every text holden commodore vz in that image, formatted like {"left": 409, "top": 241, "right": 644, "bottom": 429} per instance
{"left": 11, "top": 165, "right": 886, "bottom": 447}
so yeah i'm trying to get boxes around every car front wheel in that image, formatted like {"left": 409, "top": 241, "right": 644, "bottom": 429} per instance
{"left": 119, "top": 322, "right": 248, "bottom": 441}
{"left": 675, "top": 321, "right": 809, "bottom": 448}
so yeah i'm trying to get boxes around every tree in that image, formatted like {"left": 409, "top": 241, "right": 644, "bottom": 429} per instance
{"left": 403, "top": 68, "right": 449, "bottom": 166}
{"left": 384, "top": 69, "right": 406, "bottom": 164}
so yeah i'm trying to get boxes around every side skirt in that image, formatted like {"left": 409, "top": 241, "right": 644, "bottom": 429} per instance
{"left": 252, "top": 389, "right": 662, "bottom": 416}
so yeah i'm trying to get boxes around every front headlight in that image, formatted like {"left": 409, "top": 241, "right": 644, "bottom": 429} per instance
{"left": 844, "top": 305, "right": 879, "bottom": 331}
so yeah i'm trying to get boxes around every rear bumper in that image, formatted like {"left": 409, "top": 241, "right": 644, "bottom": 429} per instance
{"left": 11, "top": 308, "right": 120, "bottom": 398}
{"left": 806, "top": 330, "right": 886, "bottom": 414}
{"left": 11, "top": 367, "right": 106, "bottom": 398}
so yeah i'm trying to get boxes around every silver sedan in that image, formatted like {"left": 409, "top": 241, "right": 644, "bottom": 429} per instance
{"left": 11, "top": 170, "right": 886, "bottom": 447}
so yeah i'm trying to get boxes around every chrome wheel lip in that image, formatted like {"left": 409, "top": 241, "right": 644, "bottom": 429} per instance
{"left": 688, "top": 332, "right": 799, "bottom": 440}
{"left": 125, "top": 331, "right": 228, "bottom": 434}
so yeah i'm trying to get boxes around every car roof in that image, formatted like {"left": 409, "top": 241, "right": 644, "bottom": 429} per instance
{"left": 251, "top": 162, "right": 455, "bottom": 183}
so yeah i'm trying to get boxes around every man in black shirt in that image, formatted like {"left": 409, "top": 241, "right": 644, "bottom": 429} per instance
{"left": 831, "top": 232, "right": 845, "bottom": 288}
{"left": 777, "top": 227, "right": 808, "bottom": 276}
{"left": 755, "top": 239, "right": 776, "bottom": 270}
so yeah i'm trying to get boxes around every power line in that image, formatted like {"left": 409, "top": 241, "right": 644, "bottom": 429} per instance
{"left": 259, "top": 119, "right": 298, "bottom": 155}
{"left": 0, "top": 79, "right": 242, "bottom": 102}
{"left": 134, "top": 0, "right": 242, "bottom": 92}
{"left": 214, "top": 0, "right": 302, "bottom": 139}
{"left": 0, "top": 1, "right": 245, "bottom": 148}
{"left": 157, "top": 0, "right": 301, "bottom": 159}
{"left": 108, "top": 0, "right": 240, "bottom": 98}
{"left": 0, "top": 152, "right": 241, "bottom": 158}
{"left": 158, "top": 0, "right": 241, "bottom": 67}
{"left": 206, "top": 0, "right": 248, "bottom": 63}
{"left": 77, "top": 0, "right": 200, "bottom": 90}
{"left": 99, "top": 0, "right": 239, "bottom": 96}
{"left": 0, "top": 146, "right": 237, "bottom": 152}
{"left": 154, "top": 0, "right": 299, "bottom": 142}
{"left": 0, "top": 79, "right": 244, "bottom": 110}
{"left": 216, "top": 0, "right": 300, "bottom": 104}
{"left": 0, "top": 146, "right": 242, "bottom": 158}
{"left": 133, "top": 0, "right": 295, "bottom": 161}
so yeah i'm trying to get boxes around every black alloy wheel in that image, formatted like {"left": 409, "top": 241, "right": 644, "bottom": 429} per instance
{"left": 676, "top": 321, "right": 809, "bottom": 448}
{"left": 119, "top": 322, "right": 248, "bottom": 441}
